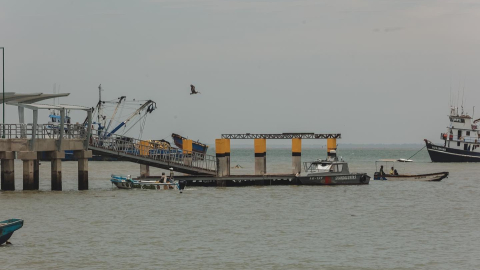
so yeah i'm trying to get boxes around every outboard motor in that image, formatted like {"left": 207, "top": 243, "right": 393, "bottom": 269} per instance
{"left": 178, "top": 180, "right": 187, "bottom": 193}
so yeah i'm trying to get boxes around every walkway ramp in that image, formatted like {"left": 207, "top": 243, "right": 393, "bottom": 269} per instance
{"left": 89, "top": 134, "right": 216, "bottom": 176}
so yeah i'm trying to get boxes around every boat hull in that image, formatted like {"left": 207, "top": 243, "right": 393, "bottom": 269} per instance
{"left": 0, "top": 219, "right": 24, "bottom": 245}
{"left": 374, "top": 172, "right": 448, "bottom": 181}
{"left": 298, "top": 173, "right": 370, "bottom": 185}
{"left": 425, "top": 140, "right": 480, "bottom": 162}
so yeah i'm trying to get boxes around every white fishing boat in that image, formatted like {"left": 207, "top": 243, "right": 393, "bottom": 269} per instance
{"left": 373, "top": 159, "right": 448, "bottom": 181}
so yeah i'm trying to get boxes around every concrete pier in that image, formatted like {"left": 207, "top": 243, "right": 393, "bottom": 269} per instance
{"left": 182, "top": 139, "right": 193, "bottom": 167}
{"left": 49, "top": 151, "right": 65, "bottom": 191}
{"left": 18, "top": 151, "right": 38, "bottom": 190}
{"left": 254, "top": 139, "right": 266, "bottom": 175}
{"left": 292, "top": 138, "right": 302, "bottom": 175}
{"left": 215, "top": 139, "right": 227, "bottom": 186}
{"left": 1, "top": 151, "right": 15, "bottom": 191}
{"left": 140, "top": 164, "right": 150, "bottom": 178}
{"left": 75, "top": 150, "right": 92, "bottom": 190}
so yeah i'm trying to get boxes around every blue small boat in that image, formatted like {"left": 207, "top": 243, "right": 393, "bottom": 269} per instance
{"left": 172, "top": 133, "right": 208, "bottom": 155}
{"left": 0, "top": 219, "right": 24, "bottom": 245}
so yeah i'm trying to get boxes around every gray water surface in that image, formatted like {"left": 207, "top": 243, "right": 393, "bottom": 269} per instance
{"left": 1, "top": 148, "right": 480, "bottom": 270}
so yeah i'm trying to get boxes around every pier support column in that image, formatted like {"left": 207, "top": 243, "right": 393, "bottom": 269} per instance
{"left": 34, "top": 152, "right": 41, "bottom": 190}
{"left": 18, "top": 151, "right": 37, "bottom": 190}
{"left": 215, "top": 139, "right": 227, "bottom": 187}
{"left": 48, "top": 151, "right": 65, "bottom": 191}
{"left": 292, "top": 138, "right": 302, "bottom": 175}
{"left": 74, "top": 150, "right": 92, "bottom": 190}
{"left": 254, "top": 139, "right": 266, "bottom": 175}
{"left": 224, "top": 139, "right": 231, "bottom": 176}
{"left": 0, "top": 151, "right": 15, "bottom": 191}
{"left": 140, "top": 165, "right": 150, "bottom": 178}
{"left": 182, "top": 139, "right": 193, "bottom": 167}
{"left": 327, "top": 138, "right": 337, "bottom": 160}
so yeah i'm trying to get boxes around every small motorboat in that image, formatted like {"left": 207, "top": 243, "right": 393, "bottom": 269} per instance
{"left": 110, "top": 174, "right": 181, "bottom": 190}
{"left": 296, "top": 155, "right": 370, "bottom": 185}
{"left": 0, "top": 219, "right": 24, "bottom": 245}
{"left": 373, "top": 159, "right": 449, "bottom": 181}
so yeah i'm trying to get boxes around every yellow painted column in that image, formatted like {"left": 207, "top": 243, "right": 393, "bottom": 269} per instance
{"left": 216, "top": 139, "right": 227, "bottom": 186}
{"left": 327, "top": 138, "right": 337, "bottom": 159}
{"left": 254, "top": 138, "right": 266, "bottom": 175}
{"left": 182, "top": 139, "right": 193, "bottom": 166}
{"left": 292, "top": 138, "right": 302, "bottom": 174}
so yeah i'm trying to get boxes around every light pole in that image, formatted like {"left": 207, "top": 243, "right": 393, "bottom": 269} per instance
{"left": 1, "top": 47, "right": 3, "bottom": 138}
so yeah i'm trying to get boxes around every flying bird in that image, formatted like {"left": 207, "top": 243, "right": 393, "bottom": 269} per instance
{"left": 190, "top": 84, "right": 200, "bottom": 95}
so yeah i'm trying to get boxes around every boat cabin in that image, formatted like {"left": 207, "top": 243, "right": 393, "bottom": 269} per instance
{"left": 303, "top": 159, "right": 350, "bottom": 174}
{"left": 439, "top": 106, "right": 480, "bottom": 152}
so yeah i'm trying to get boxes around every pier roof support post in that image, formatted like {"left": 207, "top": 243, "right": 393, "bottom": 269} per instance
{"left": 1, "top": 151, "right": 15, "bottom": 191}
{"left": 254, "top": 138, "right": 266, "bottom": 176}
{"left": 74, "top": 150, "right": 92, "bottom": 190}
{"left": 30, "top": 109, "right": 38, "bottom": 151}
{"left": 292, "top": 138, "right": 302, "bottom": 175}
{"left": 48, "top": 151, "right": 65, "bottom": 191}
{"left": 182, "top": 139, "right": 193, "bottom": 167}
{"left": 18, "top": 107, "right": 26, "bottom": 138}
{"left": 57, "top": 108, "right": 65, "bottom": 151}
{"left": 215, "top": 139, "right": 227, "bottom": 186}
{"left": 18, "top": 151, "right": 37, "bottom": 190}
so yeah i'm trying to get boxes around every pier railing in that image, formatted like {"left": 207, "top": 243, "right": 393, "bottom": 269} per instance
{"left": 0, "top": 124, "right": 87, "bottom": 139}
{"left": 90, "top": 133, "right": 217, "bottom": 172}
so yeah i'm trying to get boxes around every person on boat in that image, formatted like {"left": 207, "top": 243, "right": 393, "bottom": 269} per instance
{"left": 394, "top": 169, "right": 399, "bottom": 175}
{"left": 379, "top": 165, "right": 385, "bottom": 175}
{"left": 390, "top": 167, "right": 394, "bottom": 175}
{"left": 161, "top": 172, "right": 167, "bottom": 183}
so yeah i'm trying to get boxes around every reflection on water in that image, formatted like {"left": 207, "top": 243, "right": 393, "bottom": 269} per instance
{"left": 1, "top": 148, "right": 479, "bottom": 269}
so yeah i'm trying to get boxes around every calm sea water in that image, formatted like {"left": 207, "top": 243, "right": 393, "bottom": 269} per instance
{"left": 2, "top": 147, "right": 480, "bottom": 270}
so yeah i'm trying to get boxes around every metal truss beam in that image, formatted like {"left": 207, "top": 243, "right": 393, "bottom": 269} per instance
{"left": 221, "top": 133, "right": 341, "bottom": 139}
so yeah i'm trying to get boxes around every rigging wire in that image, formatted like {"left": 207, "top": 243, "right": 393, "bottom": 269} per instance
{"left": 407, "top": 146, "right": 426, "bottom": 160}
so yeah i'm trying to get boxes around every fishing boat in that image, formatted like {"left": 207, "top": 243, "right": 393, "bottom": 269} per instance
{"left": 296, "top": 151, "right": 370, "bottom": 185}
{"left": 0, "top": 219, "right": 24, "bottom": 245}
{"left": 110, "top": 174, "right": 181, "bottom": 190}
{"left": 172, "top": 133, "right": 208, "bottom": 155}
{"left": 424, "top": 106, "right": 480, "bottom": 162}
{"left": 373, "top": 159, "right": 449, "bottom": 181}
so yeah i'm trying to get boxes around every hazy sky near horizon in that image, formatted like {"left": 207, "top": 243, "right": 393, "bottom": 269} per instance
{"left": 1, "top": 0, "right": 480, "bottom": 145}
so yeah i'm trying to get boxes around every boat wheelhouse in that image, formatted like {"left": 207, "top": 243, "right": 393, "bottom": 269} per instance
{"left": 425, "top": 106, "right": 480, "bottom": 162}
{"left": 296, "top": 151, "right": 370, "bottom": 185}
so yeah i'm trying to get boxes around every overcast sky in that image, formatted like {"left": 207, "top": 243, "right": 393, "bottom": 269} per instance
{"left": 1, "top": 0, "right": 480, "bottom": 145}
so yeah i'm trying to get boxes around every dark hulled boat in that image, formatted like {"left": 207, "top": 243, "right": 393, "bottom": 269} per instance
{"left": 425, "top": 106, "right": 480, "bottom": 162}
{"left": 296, "top": 151, "right": 370, "bottom": 185}
{"left": 172, "top": 133, "right": 208, "bottom": 155}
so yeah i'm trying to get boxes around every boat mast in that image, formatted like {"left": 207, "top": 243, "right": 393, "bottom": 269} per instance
{"left": 104, "top": 96, "right": 126, "bottom": 136}
{"left": 98, "top": 84, "right": 103, "bottom": 125}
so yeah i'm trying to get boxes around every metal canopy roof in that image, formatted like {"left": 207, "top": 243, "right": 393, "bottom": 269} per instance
{"left": 2, "top": 92, "right": 70, "bottom": 104}
{"left": 13, "top": 103, "right": 90, "bottom": 111}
